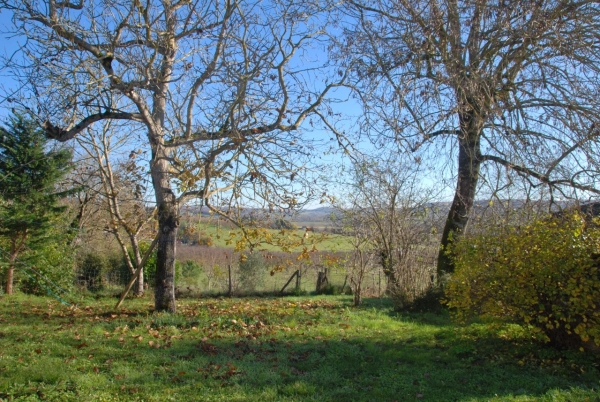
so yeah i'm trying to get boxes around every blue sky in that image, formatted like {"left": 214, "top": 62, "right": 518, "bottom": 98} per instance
{"left": 0, "top": 5, "right": 457, "bottom": 209}
{"left": 0, "top": 9, "right": 21, "bottom": 119}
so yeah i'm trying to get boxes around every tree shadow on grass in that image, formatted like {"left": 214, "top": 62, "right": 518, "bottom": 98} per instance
{"left": 2, "top": 296, "right": 599, "bottom": 401}
{"left": 97, "top": 331, "right": 599, "bottom": 402}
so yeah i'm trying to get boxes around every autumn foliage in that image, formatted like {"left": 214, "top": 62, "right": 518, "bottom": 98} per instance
{"left": 445, "top": 211, "right": 600, "bottom": 351}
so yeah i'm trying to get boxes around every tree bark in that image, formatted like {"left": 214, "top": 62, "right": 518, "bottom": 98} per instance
{"left": 5, "top": 236, "right": 25, "bottom": 295}
{"left": 4, "top": 264, "right": 14, "bottom": 295}
{"left": 152, "top": 156, "right": 178, "bottom": 313}
{"left": 437, "top": 113, "right": 482, "bottom": 278}
{"left": 136, "top": 268, "right": 145, "bottom": 297}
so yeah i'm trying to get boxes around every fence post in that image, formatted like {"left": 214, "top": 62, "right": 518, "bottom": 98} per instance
{"left": 228, "top": 264, "right": 232, "bottom": 297}
{"left": 296, "top": 268, "right": 301, "bottom": 292}
{"left": 281, "top": 270, "right": 299, "bottom": 295}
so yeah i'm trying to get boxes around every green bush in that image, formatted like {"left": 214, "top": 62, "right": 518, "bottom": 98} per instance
{"left": 126, "top": 242, "right": 157, "bottom": 286}
{"left": 446, "top": 212, "right": 600, "bottom": 350}
{"left": 238, "top": 253, "right": 265, "bottom": 292}
{"left": 19, "top": 242, "right": 75, "bottom": 295}
{"left": 76, "top": 253, "right": 106, "bottom": 292}
{"left": 176, "top": 259, "right": 203, "bottom": 288}
{"left": 318, "top": 283, "right": 344, "bottom": 296}
{"left": 103, "top": 253, "right": 129, "bottom": 287}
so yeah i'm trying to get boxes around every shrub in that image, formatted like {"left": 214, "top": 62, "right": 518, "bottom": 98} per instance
{"left": 401, "top": 284, "right": 444, "bottom": 313}
{"left": 238, "top": 253, "right": 265, "bottom": 292}
{"left": 104, "top": 254, "right": 130, "bottom": 287}
{"left": 446, "top": 212, "right": 600, "bottom": 351}
{"left": 76, "top": 253, "right": 106, "bottom": 292}
{"left": 20, "top": 242, "right": 75, "bottom": 295}
{"left": 317, "top": 283, "right": 344, "bottom": 296}
{"left": 126, "top": 242, "right": 157, "bottom": 286}
{"left": 179, "top": 227, "right": 213, "bottom": 246}
{"left": 176, "top": 259, "right": 204, "bottom": 289}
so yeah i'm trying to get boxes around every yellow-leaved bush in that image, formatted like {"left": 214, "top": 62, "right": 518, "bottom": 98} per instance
{"left": 445, "top": 211, "right": 600, "bottom": 350}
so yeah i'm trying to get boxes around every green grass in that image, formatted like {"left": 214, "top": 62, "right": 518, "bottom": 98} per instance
{"left": 198, "top": 222, "right": 353, "bottom": 252}
{"left": 0, "top": 294, "right": 598, "bottom": 401}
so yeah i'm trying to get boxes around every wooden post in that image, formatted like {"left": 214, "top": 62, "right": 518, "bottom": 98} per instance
{"left": 295, "top": 268, "right": 301, "bottom": 292}
{"left": 316, "top": 271, "right": 329, "bottom": 294}
{"left": 280, "top": 270, "right": 299, "bottom": 294}
{"left": 228, "top": 264, "right": 232, "bottom": 297}
{"left": 115, "top": 236, "right": 158, "bottom": 309}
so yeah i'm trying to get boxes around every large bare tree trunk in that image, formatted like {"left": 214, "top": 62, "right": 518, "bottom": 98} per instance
{"left": 152, "top": 157, "right": 178, "bottom": 313}
{"left": 437, "top": 114, "right": 482, "bottom": 278}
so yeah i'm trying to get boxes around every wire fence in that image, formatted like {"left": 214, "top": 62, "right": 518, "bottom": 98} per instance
{"left": 5, "top": 242, "right": 437, "bottom": 301}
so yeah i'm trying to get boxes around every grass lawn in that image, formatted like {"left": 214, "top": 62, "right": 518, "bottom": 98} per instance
{"left": 0, "top": 294, "right": 598, "bottom": 401}
{"left": 198, "top": 222, "right": 354, "bottom": 252}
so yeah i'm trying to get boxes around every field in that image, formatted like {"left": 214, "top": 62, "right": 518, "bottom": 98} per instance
{"left": 202, "top": 225, "right": 352, "bottom": 252}
{"left": 195, "top": 223, "right": 353, "bottom": 253}
{"left": 0, "top": 294, "right": 598, "bottom": 401}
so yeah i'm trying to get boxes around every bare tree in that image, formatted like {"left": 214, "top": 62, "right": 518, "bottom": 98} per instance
{"left": 339, "top": 208, "right": 376, "bottom": 306}
{"left": 335, "top": 0, "right": 600, "bottom": 276}
{"left": 332, "top": 152, "right": 442, "bottom": 308}
{"left": 76, "top": 121, "right": 157, "bottom": 296}
{"left": 1, "top": 0, "right": 345, "bottom": 311}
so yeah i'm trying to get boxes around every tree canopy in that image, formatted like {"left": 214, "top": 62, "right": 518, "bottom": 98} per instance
{"left": 1, "top": 0, "right": 345, "bottom": 311}
{"left": 335, "top": 0, "right": 600, "bottom": 275}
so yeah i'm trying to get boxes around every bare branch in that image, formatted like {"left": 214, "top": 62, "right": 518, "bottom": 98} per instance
{"left": 43, "top": 112, "right": 143, "bottom": 142}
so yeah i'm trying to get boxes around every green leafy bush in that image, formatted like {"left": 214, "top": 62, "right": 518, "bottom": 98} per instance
{"left": 20, "top": 242, "right": 75, "bottom": 295}
{"left": 104, "top": 254, "right": 129, "bottom": 287}
{"left": 126, "top": 241, "right": 157, "bottom": 286}
{"left": 446, "top": 212, "right": 600, "bottom": 350}
{"left": 76, "top": 253, "right": 106, "bottom": 292}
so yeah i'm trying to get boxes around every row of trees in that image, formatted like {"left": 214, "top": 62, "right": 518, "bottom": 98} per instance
{"left": 1, "top": 0, "right": 599, "bottom": 311}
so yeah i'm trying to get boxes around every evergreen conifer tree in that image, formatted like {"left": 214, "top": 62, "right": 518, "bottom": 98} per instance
{"left": 0, "top": 114, "right": 72, "bottom": 294}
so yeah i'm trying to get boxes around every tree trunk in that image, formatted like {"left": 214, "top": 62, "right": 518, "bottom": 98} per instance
{"left": 4, "top": 264, "right": 14, "bottom": 294}
{"left": 152, "top": 157, "right": 178, "bottom": 313}
{"left": 5, "top": 237, "right": 24, "bottom": 295}
{"left": 136, "top": 268, "right": 145, "bottom": 297}
{"left": 437, "top": 115, "right": 482, "bottom": 278}
{"left": 351, "top": 277, "right": 362, "bottom": 306}
{"left": 129, "top": 240, "right": 145, "bottom": 297}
